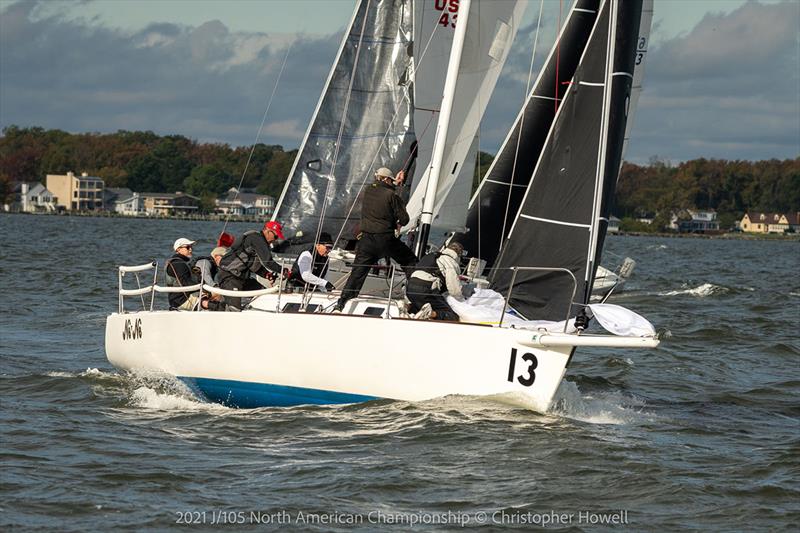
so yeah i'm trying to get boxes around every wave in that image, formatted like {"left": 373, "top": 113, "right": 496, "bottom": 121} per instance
{"left": 129, "top": 385, "right": 228, "bottom": 412}
{"left": 45, "top": 367, "right": 122, "bottom": 381}
{"left": 121, "top": 371, "right": 231, "bottom": 413}
{"left": 646, "top": 244, "right": 668, "bottom": 250}
{"left": 658, "top": 283, "right": 728, "bottom": 297}
{"left": 547, "top": 381, "right": 654, "bottom": 425}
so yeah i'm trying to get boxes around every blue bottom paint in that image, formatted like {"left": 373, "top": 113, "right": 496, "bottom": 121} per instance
{"left": 179, "top": 377, "right": 379, "bottom": 408}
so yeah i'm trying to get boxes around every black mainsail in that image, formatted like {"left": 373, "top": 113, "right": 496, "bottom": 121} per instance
{"left": 489, "top": 0, "right": 643, "bottom": 321}
{"left": 458, "top": 0, "right": 601, "bottom": 268}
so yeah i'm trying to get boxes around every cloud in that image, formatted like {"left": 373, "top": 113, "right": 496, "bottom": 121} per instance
{"left": 626, "top": 0, "right": 800, "bottom": 162}
{"left": 0, "top": 0, "right": 339, "bottom": 148}
{"left": 0, "top": 0, "right": 797, "bottom": 164}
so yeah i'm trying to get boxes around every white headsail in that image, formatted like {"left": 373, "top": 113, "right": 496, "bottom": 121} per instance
{"left": 404, "top": 0, "right": 528, "bottom": 234}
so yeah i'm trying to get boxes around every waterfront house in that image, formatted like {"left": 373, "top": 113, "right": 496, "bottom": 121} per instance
{"left": 46, "top": 171, "right": 105, "bottom": 211}
{"left": 104, "top": 188, "right": 143, "bottom": 215}
{"left": 215, "top": 187, "right": 275, "bottom": 217}
{"left": 670, "top": 209, "right": 720, "bottom": 233}
{"left": 608, "top": 215, "right": 621, "bottom": 233}
{"left": 16, "top": 182, "right": 58, "bottom": 212}
{"left": 141, "top": 192, "right": 199, "bottom": 216}
{"left": 741, "top": 212, "right": 800, "bottom": 233}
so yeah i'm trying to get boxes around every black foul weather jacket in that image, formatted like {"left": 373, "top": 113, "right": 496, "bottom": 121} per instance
{"left": 165, "top": 253, "right": 196, "bottom": 309}
{"left": 359, "top": 181, "right": 410, "bottom": 234}
{"left": 218, "top": 230, "right": 282, "bottom": 280}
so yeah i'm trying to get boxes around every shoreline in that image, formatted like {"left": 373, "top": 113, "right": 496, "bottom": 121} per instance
{"left": 2, "top": 210, "right": 799, "bottom": 241}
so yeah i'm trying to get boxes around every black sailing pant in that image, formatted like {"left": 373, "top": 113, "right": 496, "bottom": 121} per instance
{"left": 406, "top": 278, "right": 459, "bottom": 321}
{"left": 337, "top": 232, "right": 417, "bottom": 308}
{"left": 217, "top": 271, "right": 265, "bottom": 309}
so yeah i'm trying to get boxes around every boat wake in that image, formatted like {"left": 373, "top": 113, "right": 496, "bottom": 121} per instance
{"left": 128, "top": 385, "right": 228, "bottom": 412}
{"left": 547, "top": 381, "right": 653, "bottom": 425}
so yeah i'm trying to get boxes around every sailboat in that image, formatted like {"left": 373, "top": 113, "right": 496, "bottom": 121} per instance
{"left": 105, "top": 0, "right": 660, "bottom": 412}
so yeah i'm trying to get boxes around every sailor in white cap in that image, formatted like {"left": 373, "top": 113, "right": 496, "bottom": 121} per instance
{"left": 166, "top": 237, "right": 199, "bottom": 310}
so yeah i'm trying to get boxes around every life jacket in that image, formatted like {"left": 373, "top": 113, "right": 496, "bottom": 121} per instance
{"left": 411, "top": 252, "right": 445, "bottom": 285}
{"left": 219, "top": 230, "right": 260, "bottom": 278}
{"left": 165, "top": 254, "right": 192, "bottom": 287}
{"left": 290, "top": 245, "right": 329, "bottom": 284}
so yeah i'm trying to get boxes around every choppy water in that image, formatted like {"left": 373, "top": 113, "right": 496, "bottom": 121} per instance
{"left": 1, "top": 213, "right": 798, "bottom": 531}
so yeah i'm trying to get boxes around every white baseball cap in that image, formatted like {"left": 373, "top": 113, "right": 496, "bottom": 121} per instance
{"left": 375, "top": 167, "right": 393, "bottom": 179}
{"left": 173, "top": 237, "right": 196, "bottom": 251}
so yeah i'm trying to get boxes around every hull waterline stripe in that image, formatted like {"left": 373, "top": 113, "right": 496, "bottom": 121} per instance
{"left": 181, "top": 377, "right": 380, "bottom": 408}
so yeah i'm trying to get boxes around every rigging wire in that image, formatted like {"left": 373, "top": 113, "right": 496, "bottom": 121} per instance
{"left": 312, "top": 0, "right": 372, "bottom": 250}
{"left": 497, "top": 0, "right": 545, "bottom": 256}
{"left": 299, "top": 2, "right": 447, "bottom": 301}
{"left": 330, "top": 5, "right": 446, "bottom": 247}
{"left": 555, "top": 0, "right": 562, "bottom": 113}
{"left": 220, "top": 41, "right": 294, "bottom": 238}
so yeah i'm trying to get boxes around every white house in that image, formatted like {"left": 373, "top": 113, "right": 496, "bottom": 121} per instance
{"left": 115, "top": 193, "right": 144, "bottom": 215}
{"left": 19, "top": 182, "right": 58, "bottom": 212}
{"left": 670, "top": 209, "right": 720, "bottom": 233}
{"left": 216, "top": 188, "right": 275, "bottom": 217}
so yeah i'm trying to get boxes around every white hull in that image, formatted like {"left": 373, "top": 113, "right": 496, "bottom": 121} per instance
{"left": 105, "top": 306, "right": 573, "bottom": 411}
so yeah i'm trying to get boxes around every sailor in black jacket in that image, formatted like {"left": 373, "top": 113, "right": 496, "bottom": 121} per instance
{"left": 217, "top": 221, "right": 286, "bottom": 308}
{"left": 165, "top": 237, "right": 199, "bottom": 310}
{"left": 335, "top": 167, "right": 417, "bottom": 312}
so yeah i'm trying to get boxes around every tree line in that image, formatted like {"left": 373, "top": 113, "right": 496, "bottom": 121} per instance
{"left": 0, "top": 126, "right": 295, "bottom": 211}
{"left": 1, "top": 126, "right": 798, "bottom": 228}
{"left": 616, "top": 156, "right": 800, "bottom": 231}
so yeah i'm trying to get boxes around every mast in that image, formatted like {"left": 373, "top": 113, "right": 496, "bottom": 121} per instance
{"left": 413, "top": 0, "right": 472, "bottom": 258}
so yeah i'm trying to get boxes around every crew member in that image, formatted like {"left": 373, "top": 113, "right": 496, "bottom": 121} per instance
{"left": 165, "top": 237, "right": 200, "bottom": 311}
{"left": 406, "top": 241, "right": 464, "bottom": 321}
{"left": 193, "top": 246, "right": 227, "bottom": 287}
{"left": 290, "top": 232, "right": 336, "bottom": 293}
{"left": 217, "top": 221, "right": 287, "bottom": 309}
{"left": 193, "top": 246, "right": 228, "bottom": 311}
{"left": 334, "top": 167, "right": 416, "bottom": 312}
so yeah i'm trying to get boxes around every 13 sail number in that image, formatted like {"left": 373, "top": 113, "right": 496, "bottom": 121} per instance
{"left": 507, "top": 348, "right": 537, "bottom": 387}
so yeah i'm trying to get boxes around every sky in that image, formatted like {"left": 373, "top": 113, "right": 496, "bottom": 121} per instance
{"left": 0, "top": 0, "right": 797, "bottom": 164}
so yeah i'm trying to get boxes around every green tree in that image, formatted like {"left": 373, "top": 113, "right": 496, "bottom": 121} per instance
{"left": 183, "top": 165, "right": 231, "bottom": 197}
